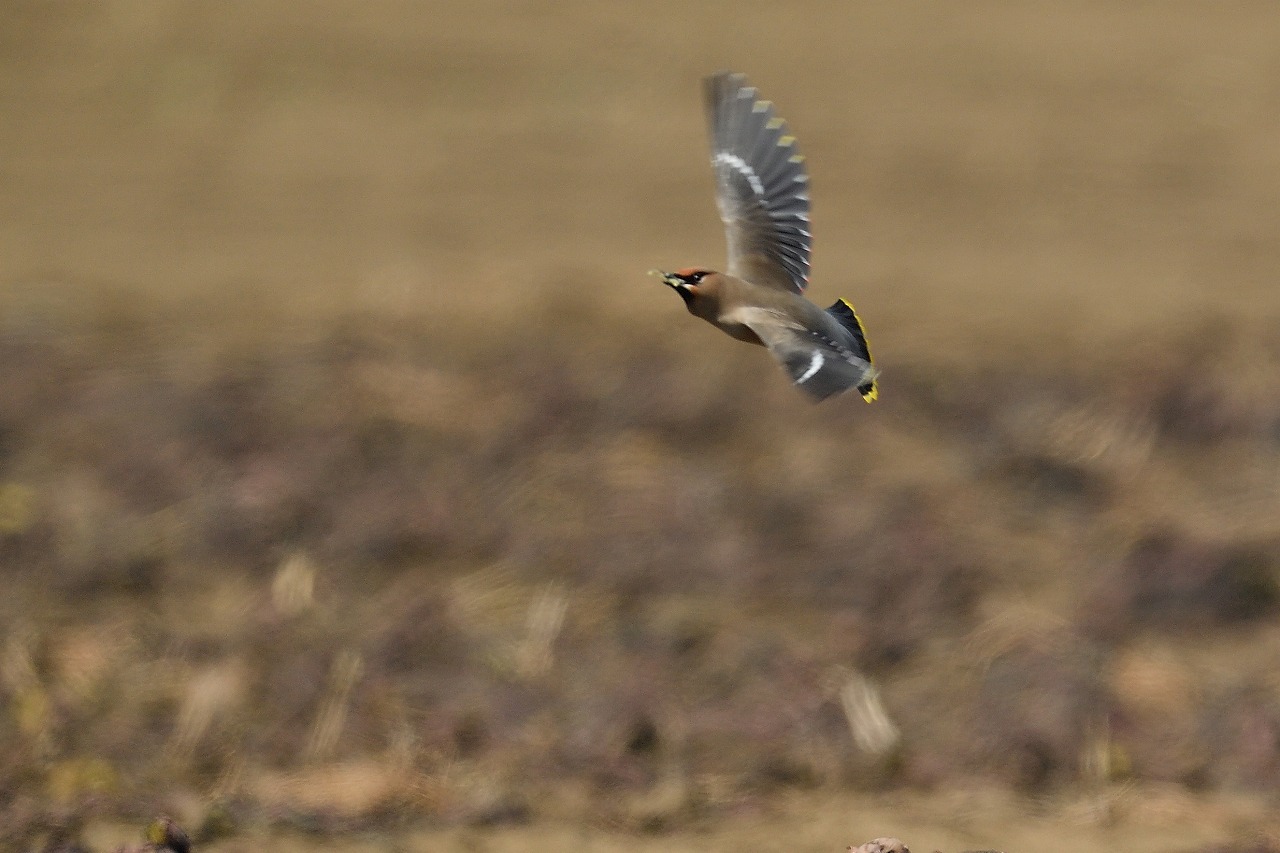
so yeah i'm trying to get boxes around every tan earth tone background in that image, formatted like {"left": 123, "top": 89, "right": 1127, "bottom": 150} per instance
{"left": 5, "top": 2, "right": 1280, "bottom": 851}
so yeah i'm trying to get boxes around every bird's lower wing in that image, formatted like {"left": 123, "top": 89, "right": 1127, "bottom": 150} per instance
{"left": 734, "top": 308, "right": 876, "bottom": 402}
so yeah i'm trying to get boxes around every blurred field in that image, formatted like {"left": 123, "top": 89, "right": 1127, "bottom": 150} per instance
{"left": 6, "top": 2, "right": 1280, "bottom": 851}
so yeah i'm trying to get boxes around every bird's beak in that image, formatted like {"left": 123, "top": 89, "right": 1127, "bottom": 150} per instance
{"left": 648, "top": 269, "right": 688, "bottom": 293}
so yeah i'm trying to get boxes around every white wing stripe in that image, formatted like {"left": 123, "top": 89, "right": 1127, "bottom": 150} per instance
{"left": 714, "top": 152, "right": 766, "bottom": 199}
{"left": 796, "top": 350, "right": 824, "bottom": 384}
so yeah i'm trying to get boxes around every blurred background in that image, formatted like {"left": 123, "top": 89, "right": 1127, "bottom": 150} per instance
{"left": 5, "top": 2, "right": 1280, "bottom": 851}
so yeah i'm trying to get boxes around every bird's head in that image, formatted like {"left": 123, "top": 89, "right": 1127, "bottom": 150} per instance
{"left": 650, "top": 268, "right": 718, "bottom": 312}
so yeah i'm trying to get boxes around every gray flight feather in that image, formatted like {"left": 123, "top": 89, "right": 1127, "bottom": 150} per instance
{"left": 704, "top": 72, "right": 813, "bottom": 294}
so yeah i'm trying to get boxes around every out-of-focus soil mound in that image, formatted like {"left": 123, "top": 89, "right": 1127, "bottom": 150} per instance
{"left": 5, "top": 3, "right": 1280, "bottom": 851}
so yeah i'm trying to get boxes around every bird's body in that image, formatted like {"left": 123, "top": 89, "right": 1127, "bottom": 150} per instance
{"left": 654, "top": 72, "right": 878, "bottom": 403}
{"left": 679, "top": 271, "right": 852, "bottom": 347}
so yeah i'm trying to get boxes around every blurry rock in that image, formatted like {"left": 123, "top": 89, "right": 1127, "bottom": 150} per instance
{"left": 848, "top": 838, "right": 909, "bottom": 853}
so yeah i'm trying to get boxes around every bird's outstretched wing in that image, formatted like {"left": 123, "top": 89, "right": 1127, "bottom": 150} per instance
{"left": 704, "top": 71, "right": 812, "bottom": 295}
{"left": 733, "top": 308, "right": 876, "bottom": 402}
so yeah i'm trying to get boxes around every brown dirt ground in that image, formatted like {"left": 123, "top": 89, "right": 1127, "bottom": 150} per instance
{"left": 6, "top": 3, "right": 1280, "bottom": 851}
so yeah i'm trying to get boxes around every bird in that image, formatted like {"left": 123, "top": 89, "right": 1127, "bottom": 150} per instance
{"left": 652, "top": 71, "right": 878, "bottom": 403}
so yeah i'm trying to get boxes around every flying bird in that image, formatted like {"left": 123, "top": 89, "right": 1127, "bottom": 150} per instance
{"left": 653, "top": 71, "right": 878, "bottom": 403}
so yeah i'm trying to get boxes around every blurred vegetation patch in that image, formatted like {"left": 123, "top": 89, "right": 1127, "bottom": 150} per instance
{"left": 4, "top": 292, "right": 1280, "bottom": 840}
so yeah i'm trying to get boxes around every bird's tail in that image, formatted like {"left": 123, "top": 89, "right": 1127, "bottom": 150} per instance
{"left": 825, "top": 299, "right": 878, "bottom": 402}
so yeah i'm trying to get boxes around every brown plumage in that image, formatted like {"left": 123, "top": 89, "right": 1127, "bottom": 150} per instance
{"left": 653, "top": 72, "right": 878, "bottom": 403}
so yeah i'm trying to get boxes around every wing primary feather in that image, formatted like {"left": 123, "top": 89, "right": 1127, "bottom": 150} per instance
{"left": 704, "top": 71, "right": 813, "bottom": 293}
